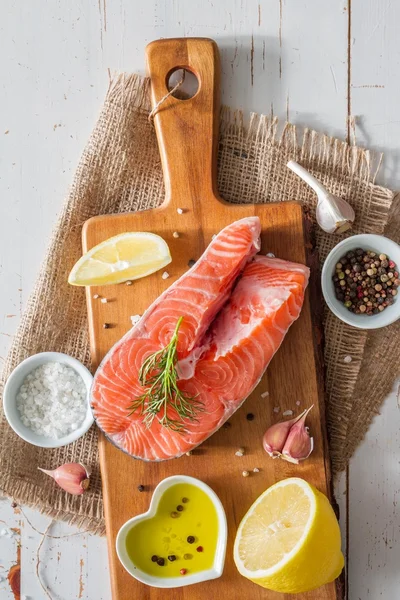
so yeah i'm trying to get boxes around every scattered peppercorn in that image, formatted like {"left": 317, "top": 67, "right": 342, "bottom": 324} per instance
{"left": 182, "top": 497, "right": 189, "bottom": 503}
{"left": 196, "top": 546, "right": 204, "bottom": 552}
{"left": 170, "top": 511, "right": 179, "bottom": 518}
{"left": 332, "top": 248, "right": 398, "bottom": 316}
{"left": 157, "top": 558, "right": 165, "bottom": 566}
{"left": 246, "top": 413, "right": 255, "bottom": 421}
{"left": 103, "top": 323, "right": 111, "bottom": 329}
{"left": 187, "top": 536, "right": 195, "bottom": 544}
{"left": 137, "top": 484, "right": 145, "bottom": 492}
{"left": 222, "top": 422, "right": 231, "bottom": 429}
{"left": 183, "top": 553, "right": 192, "bottom": 560}
{"left": 180, "top": 569, "right": 187, "bottom": 575}
{"left": 187, "top": 259, "right": 197, "bottom": 267}
{"left": 168, "top": 555, "right": 177, "bottom": 562}
{"left": 177, "top": 504, "right": 184, "bottom": 512}
{"left": 151, "top": 555, "right": 158, "bottom": 562}
{"left": 11, "top": 501, "right": 17, "bottom": 508}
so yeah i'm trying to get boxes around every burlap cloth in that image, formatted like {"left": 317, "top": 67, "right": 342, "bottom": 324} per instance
{"left": 0, "top": 74, "right": 398, "bottom": 535}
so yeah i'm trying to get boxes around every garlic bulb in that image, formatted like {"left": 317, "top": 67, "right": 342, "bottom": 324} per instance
{"left": 287, "top": 160, "right": 355, "bottom": 234}
{"left": 263, "top": 406, "right": 314, "bottom": 464}
{"left": 262, "top": 414, "right": 299, "bottom": 457}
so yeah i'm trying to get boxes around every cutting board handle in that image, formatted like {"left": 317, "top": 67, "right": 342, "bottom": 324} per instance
{"left": 146, "top": 38, "right": 221, "bottom": 211}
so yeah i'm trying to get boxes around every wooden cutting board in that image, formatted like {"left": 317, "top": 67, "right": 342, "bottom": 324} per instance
{"left": 83, "top": 38, "right": 340, "bottom": 600}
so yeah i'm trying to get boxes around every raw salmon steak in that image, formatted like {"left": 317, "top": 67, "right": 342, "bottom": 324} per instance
{"left": 91, "top": 217, "right": 310, "bottom": 460}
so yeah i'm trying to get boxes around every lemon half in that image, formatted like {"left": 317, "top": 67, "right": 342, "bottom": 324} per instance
{"left": 233, "top": 477, "right": 344, "bottom": 593}
{"left": 68, "top": 232, "right": 172, "bottom": 286}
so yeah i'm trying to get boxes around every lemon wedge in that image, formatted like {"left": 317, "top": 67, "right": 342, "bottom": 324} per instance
{"left": 233, "top": 477, "right": 344, "bottom": 593}
{"left": 68, "top": 232, "right": 172, "bottom": 286}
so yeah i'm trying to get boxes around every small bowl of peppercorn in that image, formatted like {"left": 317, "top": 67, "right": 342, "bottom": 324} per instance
{"left": 321, "top": 234, "right": 400, "bottom": 329}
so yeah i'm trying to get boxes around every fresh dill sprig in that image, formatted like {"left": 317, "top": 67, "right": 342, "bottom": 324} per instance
{"left": 127, "top": 317, "right": 203, "bottom": 432}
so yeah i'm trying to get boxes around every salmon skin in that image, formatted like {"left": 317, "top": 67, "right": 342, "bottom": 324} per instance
{"left": 91, "top": 217, "right": 310, "bottom": 461}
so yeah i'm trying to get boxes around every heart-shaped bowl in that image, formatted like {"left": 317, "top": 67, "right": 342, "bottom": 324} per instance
{"left": 116, "top": 475, "right": 227, "bottom": 588}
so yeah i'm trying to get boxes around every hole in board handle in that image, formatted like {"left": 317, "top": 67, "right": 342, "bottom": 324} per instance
{"left": 166, "top": 68, "right": 199, "bottom": 100}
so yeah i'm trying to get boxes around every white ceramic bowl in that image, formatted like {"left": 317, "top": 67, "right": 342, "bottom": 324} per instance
{"left": 322, "top": 234, "right": 400, "bottom": 329}
{"left": 3, "top": 351, "right": 94, "bottom": 448}
{"left": 116, "top": 475, "right": 227, "bottom": 589}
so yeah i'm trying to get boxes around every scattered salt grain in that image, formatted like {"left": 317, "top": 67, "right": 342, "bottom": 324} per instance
{"left": 343, "top": 355, "right": 352, "bottom": 363}
{"left": 93, "top": 294, "right": 100, "bottom": 299}
{"left": 273, "top": 406, "right": 280, "bottom": 413}
{"left": 235, "top": 448, "right": 245, "bottom": 457}
{"left": 100, "top": 297, "right": 108, "bottom": 304}
{"left": 260, "top": 390, "right": 269, "bottom": 398}
{"left": 173, "top": 231, "right": 180, "bottom": 238}
{"left": 0, "top": 528, "right": 7, "bottom": 536}
{"left": 186, "top": 451, "right": 193, "bottom": 456}
{"left": 266, "top": 252, "right": 275, "bottom": 258}
{"left": 211, "top": 234, "right": 217, "bottom": 240}
{"left": 253, "top": 467, "right": 260, "bottom": 473}
{"left": 282, "top": 410, "right": 293, "bottom": 417}
{"left": 162, "top": 271, "right": 170, "bottom": 280}
{"left": 242, "top": 470, "right": 250, "bottom": 478}
{"left": 16, "top": 362, "right": 87, "bottom": 439}
{"left": 125, "top": 280, "right": 133, "bottom": 286}
{"left": 130, "top": 314, "right": 141, "bottom": 326}
{"left": 296, "top": 400, "right": 301, "bottom": 406}
{"left": 177, "top": 208, "right": 184, "bottom": 214}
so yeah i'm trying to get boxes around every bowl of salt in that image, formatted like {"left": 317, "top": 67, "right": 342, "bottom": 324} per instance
{"left": 3, "top": 352, "right": 94, "bottom": 448}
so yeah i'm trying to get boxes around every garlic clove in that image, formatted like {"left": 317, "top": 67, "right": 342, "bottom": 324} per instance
{"left": 316, "top": 194, "right": 355, "bottom": 234}
{"left": 287, "top": 160, "right": 355, "bottom": 234}
{"left": 262, "top": 412, "right": 305, "bottom": 457}
{"left": 281, "top": 405, "right": 314, "bottom": 464}
{"left": 38, "top": 462, "right": 90, "bottom": 495}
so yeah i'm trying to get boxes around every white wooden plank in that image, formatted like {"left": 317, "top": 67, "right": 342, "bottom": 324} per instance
{"left": 0, "top": 498, "right": 21, "bottom": 600}
{"left": 21, "top": 508, "right": 110, "bottom": 599}
{"left": 0, "top": 0, "right": 108, "bottom": 365}
{"left": 335, "top": 469, "right": 348, "bottom": 587}
{"left": 348, "top": 2, "right": 400, "bottom": 596}
{"left": 347, "top": 383, "right": 400, "bottom": 599}
{"left": 350, "top": 0, "right": 400, "bottom": 189}
{"left": 275, "top": 0, "right": 348, "bottom": 138}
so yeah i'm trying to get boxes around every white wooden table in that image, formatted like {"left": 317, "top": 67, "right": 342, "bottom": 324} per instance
{"left": 1, "top": 1, "right": 399, "bottom": 598}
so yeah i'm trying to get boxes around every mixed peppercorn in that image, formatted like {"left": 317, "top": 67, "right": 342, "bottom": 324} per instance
{"left": 333, "top": 249, "right": 399, "bottom": 315}
{"left": 151, "top": 497, "right": 204, "bottom": 575}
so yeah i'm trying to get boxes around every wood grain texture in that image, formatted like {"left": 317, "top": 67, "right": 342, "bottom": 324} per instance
{"left": 83, "top": 37, "right": 337, "bottom": 600}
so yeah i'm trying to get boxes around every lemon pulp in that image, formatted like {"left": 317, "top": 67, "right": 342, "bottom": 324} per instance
{"left": 68, "top": 232, "right": 171, "bottom": 286}
{"left": 234, "top": 477, "right": 344, "bottom": 593}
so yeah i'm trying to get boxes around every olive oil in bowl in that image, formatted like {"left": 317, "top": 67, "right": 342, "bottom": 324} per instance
{"left": 116, "top": 475, "right": 227, "bottom": 588}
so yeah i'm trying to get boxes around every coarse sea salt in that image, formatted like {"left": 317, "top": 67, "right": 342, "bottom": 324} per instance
{"left": 282, "top": 409, "right": 293, "bottom": 417}
{"left": 16, "top": 362, "right": 87, "bottom": 439}
{"left": 130, "top": 314, "right": 141, "bottom": 326}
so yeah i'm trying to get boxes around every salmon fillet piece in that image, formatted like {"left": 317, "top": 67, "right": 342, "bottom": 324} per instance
{"left": 91, "top": 217, "right": 261, "bottom": 455}
{"left": 195, "top": 256, "right": 310, "bottom": 413}
{"left": 91, "top": 219, "right": 310, "bottom": 460}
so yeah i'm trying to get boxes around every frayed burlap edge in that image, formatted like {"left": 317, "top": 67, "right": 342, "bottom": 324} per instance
{"left": 0, "top": 72, "right": 395, "bottom": 533}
